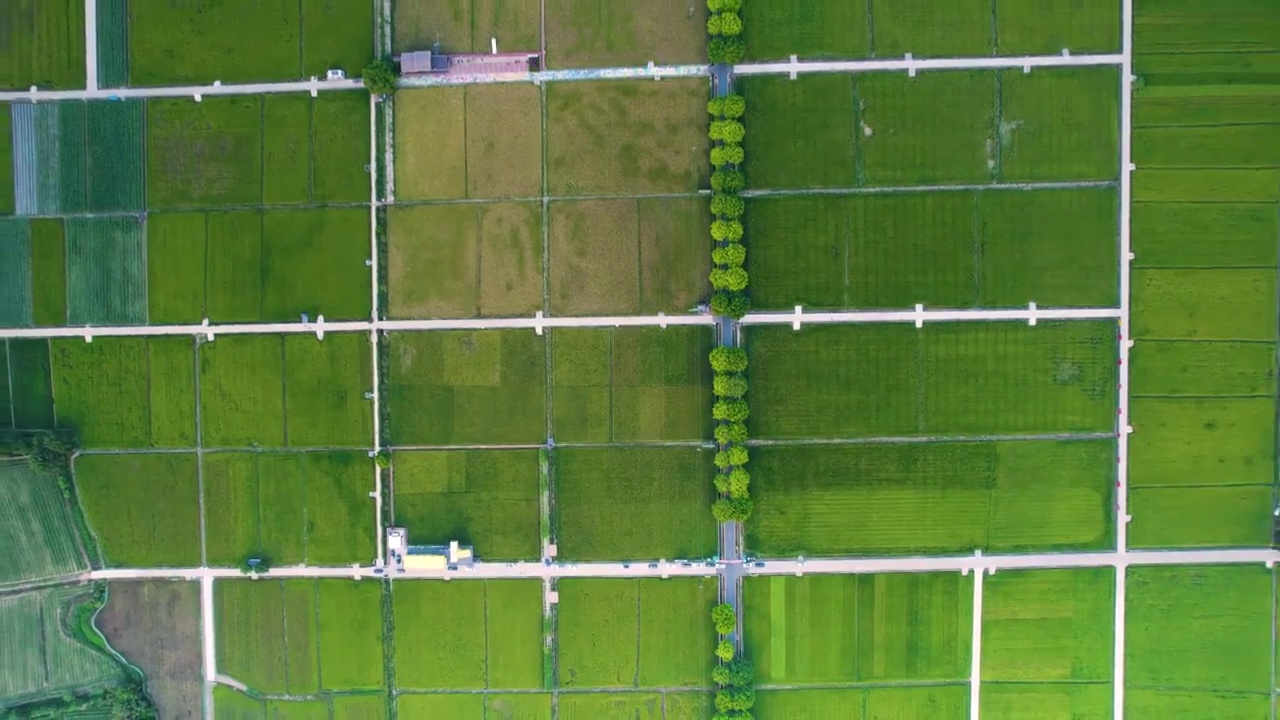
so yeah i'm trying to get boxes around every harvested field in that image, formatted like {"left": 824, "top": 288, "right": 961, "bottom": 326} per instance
{"left": 550, "top": 327, "right": 714, "bottom": 442}
{"left": 97, "top": 581, "right": 202, "bottom": 720}
{"left": 748, "top": 440, "right": 1114, "bottom": 556}
{"left": 744, "top": 573, "right": 972, "bottom": 684}
{"left": 547, "top": 79, "right": 709, "bottom": 194}
{"left": 393, "top": 449, "right": 541, "bottom": 561}
{"left": 544, "top": 0, "right": 707, "bottom": 67}
{"left": 74, "top": 453, "right": 201, "bottom": 567}
{"left": 746, "top": 322, "right": 1117, "bottom": 439}
{"left": 554, "top": 447, "right": 717, "bottom": 561}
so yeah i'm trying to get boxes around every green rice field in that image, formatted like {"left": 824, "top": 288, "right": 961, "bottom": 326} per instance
{"left": 393, "top": 449, "right": 541, "bottom": 561}
{"left": 543, "top": 1, "right": 707, "bottom": 68}
{"left": 744, "top": 573, "right": 972, "bottom": 684}
{"left": 557, "top": 578, "right": 717, "bottom": 688}
{"left": 746, "top": 188, "right": 1118, "bottom": 310}
{"left": 754, "top": 686, "right": 970, "bottom": 718}
{"left": 1125, "top": 565, "right": 1272, "bottom": 714}
{"left": 746, "top": 322, "right": 1118, "bottom": 439}
{"left": 216, "top": 579, "right": 383, "bottom": 693}
{"left": 393, "top": 0, "right": 540, "bottom": 56}
{"left": 203, "top": 451, "right": 375, "bottom": 566}
{"left": 0, "top": 0, "right": 85, "bottom": 89}
{"left": 554, "top": 447, "right": 717, "bottom": 561}
{"left": 393, "top": 579, "right": 543, "bottom": 690}
{"left": 981, "top": 569, "right": 1114, "bottom": 682}
{"left": 747, "top": 440, "right": 1114, "bottom": 556}
{"left": 74, "top": 453, "right": 201, "bottom": 567}
{"left": 1128, "top": 485, "right": 1273, "bottom": 549}
{"left": 1128, "top": 397, "right": 1274, "bottom": 487}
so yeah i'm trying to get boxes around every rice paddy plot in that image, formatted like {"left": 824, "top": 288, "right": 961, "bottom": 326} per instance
{"left": 981, "top": 569, "right": 1114, "bottom": 682}
{"left": 29, "top": 219, "right": 66, "bottom": 327}
{"left": 393, "top": 0, "right": 541, "bottom": 55}
{"left": 550, "top": 326, "right": 713, "bottom": 442}
{"left": 745, "top": 322, "right": 1117, "bottom": 439}
{"left": 743, "top": 573, "right": 972, "bottom": 684}
{"left": 743, "top": 1, "right": 869, "bottom": 61}
{"left": 1135, "top": 124, "right": 1280, "bottom": 169}
{"left": 387, "top": 203, "right": 544, "bottom": 319}
{"left": 747, "top": 440, "right": 1114, "bottom": 557}
{"left": 392, "top": 449, "right": 541, "bottom": 561}
{"left": 0, "top": 587, "right": 121, "bottom": 705}
{"left": 546, "top": 79, "right": 709, "bottom": 195}
{"left": 0, "top": 459, "right": 88, "bottom": 587}
{"left": 745, "top": 187, "right": 1118, "bottom": 310}
{"left": 146, "top": 97, "right": 263, "bottom": 208}
{"left": 1133, "top": 168, "right": 1280, "bottom": 203}
{"left": 554, "top": 447, "right": 717, "bottom": 561}
{"left": 95, "top": 0, "right": 127, "bottom": 88}
{"left": 51, "top": 336, "right": 196, "bottom": 448}
{"left": 74, "top": 453, "right": 201, "bottom": 567}
{"left": 872, "top": 0, "right": 993, "bottom": 57}
{"left": 393, "top": 579, "right": 543, "bottom": 690}
{"left": 982, "top": 683, "right": 1112, "bottom": 720}
{"left": 1126, "top": 689, "right": 1270, "bottom": 719}
{"left": 548, "top": 198, "right": 711, "bottom": 316}
{"left": 7, "top": 338, "right": 54, "bottom": 428}
{"left": 65, "top": 216, "right": 147, "bottom": 326}
{"left": 1130, "top": 340, "right": 1276, "bottom": 396}
{"left": 1128, "top": 485, "right": 1273, "bottom": 549}
{"left": 199, "top": 335, "right": 286, "bottom": 447}
{"left": 998, "top": 67, "right": 1120, "bottom": 181}
{"left": 557, "top": 578, "right": 717, "bottom": 688}
{"left": 544, "top": 0, "right": 707, "bottom": 68}
{"left": 394, "top": 85, "right": 542, "bottom": 200}
{"left": 1128, "top": 397, "right": 1274, "bottom": 487}
{"left": 385, "top": 330, "right": 546, "bottom": 445}
{"left": 0, "top": 0, "right": 85, "bottom": 90}
{"left": 216, "top": 579, "right": 383, "bottom": 694}
{"left": 1132, "top": 268, "right": 1277, "bottom": 341}
{"left": 0, "top": 219, "right": 32, "bottom": 328}
{"left": 740, "top": 74, "right": 858, "bottom": 190}
{"left": 994, "top": 0, "right": 1121, "bottom": 55}
{"left": 1132, "top": 202, "right": 1278, "bottom": 267}
{"left": 282, "top": 333, "right": 373, "bottom": 447}
{"left": 203, "top": 451, "right": 375, "bottom": 567}
{"left": 1126, "top": 565, "right": 1272, "bottom": 694}
{"left": 486, "top": 694, "right": 553, "bottom": 719}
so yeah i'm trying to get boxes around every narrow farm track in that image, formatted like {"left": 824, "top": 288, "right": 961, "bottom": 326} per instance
{"left": 0, "top": 306, "right": 1122, "bottom": 342}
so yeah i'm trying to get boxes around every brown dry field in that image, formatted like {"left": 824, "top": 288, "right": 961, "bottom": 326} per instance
{"left": 395, "top": 88, "right": 466, "bottom": 200}
{"left": 388, "top": 202, "right": 543, "bottom": 318}
{"left": 465, "top": 84, "right": 543, "bottom": 198}
{"left": 638, "top": 196, "right": 711, "bottom": 312}
{"left": 549, "top": 198, "right": 641, "bottom": 315}
{"left": 394, "top": 0, "right": 542, "bottom": 54}
{"left": 98, "top": 580, "right": 202, "bottom": 720}
{"left": 546, "top": 79, "right": 710, "bottom": 195}
{"left": 544, "top": 0, "right": 708, "bottom": 68}
{"left": 395, "top": 85, "right": 541, "bottom": 200}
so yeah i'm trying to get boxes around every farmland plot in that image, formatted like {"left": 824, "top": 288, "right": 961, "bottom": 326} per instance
{"left": 544, "top": 0, "right": 707, "bottom": 68}
{"left": 0, "top": 459, "right": 88, "bottom": 588}
{"left": 0, "top": 587, "right": 121, "bottom": 704}
{"left": 97, "top": 581, "right": 202, "bottom": 720}
{"left": 0, "top": 1, "right": 84, "bottom": 90}
{"left": 394, "top": 0, "right": 540, "bottom": 55}
{"left": 981, "top": 569, "right": 1114, "bottom": 682}
{"left": 75, "top": 453, "right": 201, "bottom": 567}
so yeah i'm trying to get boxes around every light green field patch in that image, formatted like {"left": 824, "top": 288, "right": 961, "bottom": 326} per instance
{"left": 1129, "top": 397, "right": 1274, "bottom": 486}
{"left": 981, "top": 569, "right": 1114, "bottom": 681}
{"left": 744, "top": 1, "right": 868, "bottom": 61}
{"left": 393, "top": 449, "right": 541, "bottom": 561}
{"left": 1134, "top": 169, "right": 1280, "bottom": 203}
{"left": 556, "top": 693, "right": 662, "bottom": 720}
{"left": 1131, "top": 340, "right": 1276, "bottom": 396}
{"left": 1127, "top": 565, "right": 1272, "bottom": 692}
{"left": 1135, "top": 124, "right": 1280, "bottom": 169}
{"left": 999, "top": 67, "right": 1120, "bottom": 181}
{"left": 554, "top": 447, "right": 717, "bottom": 561}
{"left": 557, "top": 579, "right": 638, "bottom": 688}
{"left": 282, "top": 333, "right": 372, "bottom": 447}
{"left": 984, "top": 683, "right": 1112, "bottom": 719}
{"left": 1128, "top": 485, "right": 1273, "bottom": 548}
{"left": 1132, "top": 203, "right": 1278, "bottom": 267}
{"left": 544, "top": 0, "right": 706, "bottom": 68}
{"left": 1133, "top": 268, "right": 1277, "bottom": 341}
{"left": 872, "top": 0, "right": 991, "bottom": 56}
{"left": 860, "top": 71, "right": 995, "bottom": 184}
{"left": 200, "top": 335, "right": 285, "bottom": 447}
{"left": 50, "top": 337, "right": 150, "bottom": 448}
{"left": 147, "top": 213, "right": 207, "bottom": 324}
{"left": 637, "top": 578, "right": 717, "bottom": 687}
{"left": 76, "top": 453, "right": 201, "bottom": 567}
{"left": 486, "top": 694, "right": 553, "bottom": 720}
{"left": 316, "top": 580, "right": 383, "bottom": 690}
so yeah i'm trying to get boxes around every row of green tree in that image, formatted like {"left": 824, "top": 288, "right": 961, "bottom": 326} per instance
{"left": 710, "top": 347, "right": 752, "bottom": 523}
{"left": 708, "top": 0, "right": 747, "bottom": 64}
{"left": 711, "top": 604, "right": 755, "bottom": 718}
{"left": 708, "top": 92, "right": 750, "bottom": 320}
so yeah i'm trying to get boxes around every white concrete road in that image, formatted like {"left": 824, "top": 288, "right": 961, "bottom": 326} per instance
{"left": 0, "top": 306, "right": 1121, "bottom": 341}
{"left": 86, "top": 548, "right": 1279, "bottom": 584}
{"left": 0, "top": 77, "right": 364, "bottom": 103}
{"left": 200, "top": 575, "right": 216, "bottom": 720}
{"left": 735, "top": 52, "right": 1124, "bottom": 78}
{"left": 969, "top": 568, "right": 985, "bottom": 719}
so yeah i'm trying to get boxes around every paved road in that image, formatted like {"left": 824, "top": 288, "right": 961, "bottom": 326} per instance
{"left": 969, "top": 569, "right": 985, "bottom": 719}
{"left": 84, "top": 548, "right": 1278, "bottom": 584}
{"left": 200, "top": 576, "right": 215, "bottom": 719}
{"left": 742, "top": 179, "right": 1113, "bottom": 197}
{"left": 83, "top": 0, "right": 97, "bottom": 91}
{"left": 0, "top": 78, "right": 364, "bottom": 102}
{"left": 0, "top": 306, "right": 1125, "bottom": 341}
{"left": 735, "top": 52, "right": 1124, "bottom": 77}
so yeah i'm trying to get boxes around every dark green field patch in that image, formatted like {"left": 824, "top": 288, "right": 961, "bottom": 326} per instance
{"left": 1132, "top": 268, "right": 1277, "bottom": 340}
{"left": 261, "top": 208, "right": 370, "bottom": 321}
{"left": 744, "top": 0, "right": 868, "bottom": 60}
{"left": 999, "top": 67, "right": 1120, "bottom": 181}
{"left": 544, "top": 0, "right": 707, "bottom": 68}
{"left": 995, "top": 0, "right": 1120, "bottom": 55}
{"left": 65, "top": 217, "right": 147, "bottom": 326}
{"left": 872, "top": 0, "right": 992, "bottom": 57}
{"left": 741, "top": 75, "right": 858, "bottom": 190}
{"left": 283, "top": 333, "right": 372, "bottom": 447}
{"left": 748, "top": 440, "right": 1114, "bottom": 556}
{"left": 29, "top": 219, "right": 66, "bottom": 327}
{"left": 393, "top": 449, "right": 540, "bottom": 561}
{"left": 551, "top": 327, "right": 713, "bottom": 442}
{"left": 746, "top": 323, "right": 1117, "bottom": 439}
{"left": 262, "top": 94, "right": 312, "bottom": 205}
{"left": 8, "top": 339, "right": 53, "bottom": 428}
{"left": 1132, "top": 202, "right": 1278, "bottom": 267}
{"left": 554, "top": 447, "right": 716, "bottom": 561}
{"left": 76, "top": 453, "right": 201, "bottom": 567}
{"left": 0, "top": 219, "right": 31, "bottom": 327}
{"left": 386, "top": 331, "right": 546, "bottom": 445}
{"left": 147, "top": 96, "right": 263, "bottom": 208}
{"left": 0, "top": 0, "right": 85, "bottom": 90}
{"left": 206, "top": 210, "right": 264, "bottom": 322}
{"left": 1131, "top": 341, "right": 1276, "bottom": 396}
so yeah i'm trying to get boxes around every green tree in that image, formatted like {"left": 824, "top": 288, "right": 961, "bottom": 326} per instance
{"left": 711, "top": 169, "right": 745, "bottom": 193}
{"left": 711, "top": 397, "right": 747, "bottom": 420}
{"left": 709, "top": 347, "right": 749, "bottom": 373}
{"left": 726, "top": 659, "right": 754, "bottom": 686}
{"left": 362, "top": 58, "right": 398, "bottom": 95}
{"left": 714, "top": 374, "right": 749, "bottom": 398}
{"left": 712, "top": 498, "right": 736, "bottom": 522}
{"left": 707, "top": 97, "right": 726, "bottom": 117}
{"left": 712, "top": 603, "right": 737, "bottom": 633}
{"left": 707, "top": 13, "right": 724, "bottom": 36}
{"left": 711, "top": 193, "right": 745, "bottom": 218}
{"left": 714, "top": 444, "right": 749, "bottom": 468}
{"left": 719, "top": 12, "right": 744, "bottom": 36}
{"left": 722, "top": 94, "right": 746, "bottom": 119}
{"left": 708, "top": 120, "right": 745, "bottom": 143}
{"left": 707, "top": 0, "right": 726, "bottom": 11}
{"left": 728, "top": 467, "right": 750, "bottom": 498}
{"left": 709, "top": 37, "right": 747, "bottom": 64}
{"left": 728, "top": 496, "right": 754, "bottom": 521}
{"left": 714, "top": 421, "right": 749, "bottom": 445}
{"left": 716, "top": 640, "right": 736, "bottom": 662}
{"left": 721, "top": 0, "right": 743, "bottom": 11}
{"left": 714, "top": 472, "right": 732, "bottom": 494}
{"left": 710, "top": 266, "right": 749, "bottom": 292}
{"left": 712, "top": 664, "right": 732, "bottom": 686}
{"left": 711, "top": 144, "right": 744, "bottom": 168}
{"left": 711, "top": 219, "right": 744, "bottom": 243}
{"left": 710, "top": 290, "right": 751, "bottom": 319}
{"left": 712, "top": 242, "right": 746, "bottom": 267}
